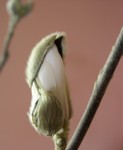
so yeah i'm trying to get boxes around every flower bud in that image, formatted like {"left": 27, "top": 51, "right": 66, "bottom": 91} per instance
{"left": 26, "top": 32, "right": 72, "bottom": 149}
{"left": 7, "top": 0, "right": 33, "bottom": 19}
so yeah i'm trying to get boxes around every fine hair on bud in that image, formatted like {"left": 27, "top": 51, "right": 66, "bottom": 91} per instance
{"left": 30, "top": 80, "right": 64, "bottom": 136}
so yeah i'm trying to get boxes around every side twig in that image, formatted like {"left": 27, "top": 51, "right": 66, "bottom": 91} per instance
{"left": 0, "top": 0, "right": 33, "bottom": 72}
{"left": 66, "top": 28, "right": 123, "bottom": 150}
{"left": 0, "top": 17, "right": 18, "bottom": 72}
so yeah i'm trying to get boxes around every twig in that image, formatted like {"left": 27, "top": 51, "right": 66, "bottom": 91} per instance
{"left": 66, "top": 28, "right": 123, "bottom": 150}
{"left": 0, "top": 17, "right": 18, "bottom": 72}
{"left": 0, "top": 0, "right": 33, "bottom": 72}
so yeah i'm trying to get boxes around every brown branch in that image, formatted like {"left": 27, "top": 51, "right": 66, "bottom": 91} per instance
{"left": 66, "top": 28, "right": 123, "bottom": 150}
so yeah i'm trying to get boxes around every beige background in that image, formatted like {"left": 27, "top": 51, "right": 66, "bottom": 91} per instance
{"left": 0, "top": 1, "right": 123, "bottom": 150}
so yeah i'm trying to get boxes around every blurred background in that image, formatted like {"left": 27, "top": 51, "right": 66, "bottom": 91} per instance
{"left": 0, "top": 0, "right": 123, "bottom": 150}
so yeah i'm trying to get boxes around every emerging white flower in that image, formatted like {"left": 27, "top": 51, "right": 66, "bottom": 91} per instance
{"left": 26, "top": 32, "right": 72, "bottom": 149}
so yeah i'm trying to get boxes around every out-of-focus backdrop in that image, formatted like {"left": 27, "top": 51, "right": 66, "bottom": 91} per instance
{"left": 0, "top": 1, "right": 123, "bottom": 150}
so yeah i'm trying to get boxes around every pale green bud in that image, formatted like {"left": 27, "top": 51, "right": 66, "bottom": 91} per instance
{"left": 7, "top": 0, "right": 33, "bottom": 19}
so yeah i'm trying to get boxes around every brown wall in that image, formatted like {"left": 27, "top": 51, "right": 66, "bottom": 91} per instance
{"left": 0, "top": 1, "right": 123, "bottom": 150}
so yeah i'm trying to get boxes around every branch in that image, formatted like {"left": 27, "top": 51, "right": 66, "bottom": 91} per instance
{"left": 66, "top": 28, "right": 123, "bottom": 150}
{"left": 0, "top": 17, "right": 18, "bottom": 72}
{"left": 0, "top": 0, "right": 33, "bottom": 72}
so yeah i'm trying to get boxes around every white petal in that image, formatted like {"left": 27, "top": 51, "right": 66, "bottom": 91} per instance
{"left": 38, "top": 44, "right": 69, "bottom": 119}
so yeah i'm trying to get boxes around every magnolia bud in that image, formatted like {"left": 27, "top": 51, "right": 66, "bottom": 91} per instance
{"left": 26, "top": 32, "right": 72, "bottom": 149}
{"left": 7, "top": 0, "right": 33, "bottom": 19}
